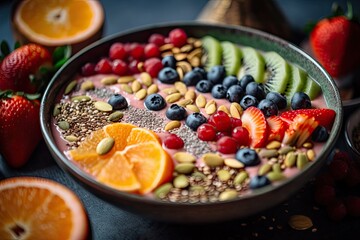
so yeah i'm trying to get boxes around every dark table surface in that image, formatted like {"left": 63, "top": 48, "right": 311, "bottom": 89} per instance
{"left": 1, "top": 0, "right": 360, "bottom": 239}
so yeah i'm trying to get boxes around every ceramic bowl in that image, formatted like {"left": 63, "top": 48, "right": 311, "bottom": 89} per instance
{"left": 40, "top": 22, "right": 343, "bottom": 223}
{"left": 345, "top": 107, "right": 360, "bottom": 158}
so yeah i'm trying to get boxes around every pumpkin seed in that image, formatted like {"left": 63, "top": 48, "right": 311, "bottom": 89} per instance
{"left": 202, "top": 153, "right": 224, "bottom": 167}
{"left": 259, "top": 149, "right": 279, "bottom": 158}
{"left": 135, "top": 89, "right": 147, "bottom": 100}
{"left": 267, "top": 171, "right": 285, "bottom": 182}
{"left": 108, "top": 111, "right": 124, "bottom": 122}
{"left": 218, "top": 105, "right": 230, "bottom": 115}
{"left": 175, "top": 163, "right": 195, "bottom": 174}
{"left": 303, "top": 142, "right": 313, "bottom": 149}
{"left": 162, "top": 87, "right": 179, "bottom": 95}
{"left": 272, "top": 163, "right": 282, "bottom": 173}
{"left": 139, "top": 72, "right": 152, "bottom": 86}
{"left": 120, "top": 84, "right": 132, "bottom": 94}
{"left": 166, "top": 93, "right": 182, "bottom": 103}
{"left": 173, "top": 174, "right": 189, "bottom": 188}
{"left": 219, "top": 189, "right": 238, "bottom": 201}
{"left": 205, "top": 101, "right": 217, "bottom": 115}
{"left": 186, "top": 104, "right": 200, "bottom": 113}
{"left": 184, "top": 89, "right": 196, "bottom": 101}
{"left": 224, "top": 158, "right": 244, "bottom": 169}
{"left": 71, "top": 95, "right": 91, "bottom": 102}
{"left": 284, "top": 152, "right": 296, "bottom": 168}
{"left": 65, "top": 135, "right": 78, "bottom": 142}
{"left": 258, "top": 163, "right": 272, "bottom": 176}
{"left": 117, "top": 76, "right": 135, "bottom": 84}
{"left": 131, "top": 80, "right": 142, "bottom": 92}
{"left": 174, "top": 81, "right": 187, "bottom": 95}
{"left": 288, "top": 215, "right": 313, "bottom": 230}
{"left": 178, "top": 99, "right": 193, "bottom": 107}
{"left": 266, "top": 141, "right": 281, "bottom": 150}
{"left": 96, "top": 137, "right": 115, "bottom": 155}
{"left": 307, "top": 149, "right": 316, "bottom": 161}
{"left": 189, "top": 185, "right": 205, "bottom": 194}
{"left": 191, "top": 171, "right": 206, "bottom": 180}
{"left": 64, "top": 80, "right": 77, "bottom": 94}
{"left": 234, "top": 171, "right": 248, "bottom": 185}
{"left": 154, "top": 183, "right": 173, "bottom": 199}
{"left": 147, "top": 84, "right": 159, "bottom": 95}
{"left": 58, "top": 121, "right": 70, "bottom": 130}
{"left": 297, "top": 153, "right": 308, "bottom": 169}
{"left": 195, "top": 94, "right": 206, "bottom": 108}
{"left": 164, "top": 120, "right": 181, "bottom": 131}
{"left": 230, "top": 102, "right": 242, "bottom": 119}
{"left": 80, "top": 80, "right": 94, "bottom": 91}
{"left": 173, "top": 152, "right": 196, "bottom": 163}
{"left": 101, "top": 76, "right": 118, "bottom": 85}
{"left": 53, "top": 104, "right": 61, "bottom": 117}
{"left": 94, "top": 101, "right": 113, "bottom": 112}
{"left": 217, "top": 169, "right": 231, "bottom": 181}
{"left": 278, "top": 146, "right": 295, "bottom": 155}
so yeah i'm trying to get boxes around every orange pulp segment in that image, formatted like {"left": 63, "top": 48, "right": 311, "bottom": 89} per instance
{"left": 0, "top": 177, "right": 88, "bottom": 240}
{"left": 104, "top": 122, "right": 136, "bottom": 151}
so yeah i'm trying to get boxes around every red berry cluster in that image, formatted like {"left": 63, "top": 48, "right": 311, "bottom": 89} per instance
{"left": 314, "top": 151, "right": 360, "bottom": 221}
{"left": 197, "top": 111, "right": 250, "bottom": 154}
{"left": 80, "top": 28, "right": 188, "bottom": 78}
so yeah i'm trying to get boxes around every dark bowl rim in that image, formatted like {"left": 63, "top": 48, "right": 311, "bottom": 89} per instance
{"left": 40, "top": 21, "right": 343, "bottom": 208}
{"left": 345, "top": 107, "right": 360, "bottom": 157}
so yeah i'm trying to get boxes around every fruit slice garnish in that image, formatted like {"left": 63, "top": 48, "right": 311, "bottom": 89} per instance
{"left": 237, "top": 46, "right": 265, "bottom": 83}
{"left": 201, "top": 35, "right": 222, "bottom": 71}
{"left": 283, "top": 114, "right": 319, "bottom": 147}
{"left": 0, "top": 177, "right": 88, "bottom": 240}
{"left": 267, "top": 115, "right": 287, "bottom": 142}
{"left": 221, "top": 41, "right": 242, "bottom": 76}
{"left": 284, "top": 65, "right": 307, "bottom": 105}
{"left": 241, "top": 106, "right": 268, "bottom": 148}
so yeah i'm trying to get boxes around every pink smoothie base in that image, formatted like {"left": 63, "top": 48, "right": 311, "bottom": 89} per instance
{"left": 51, "top": 73, "right": 329, "bottom": 198}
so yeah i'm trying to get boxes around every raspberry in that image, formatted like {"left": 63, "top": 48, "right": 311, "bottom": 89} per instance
{"left": 112, "top": 59, "right": 128, "bottom": 75}
{"left": 345, "top": 196, "right": 360, "bottom": 217}
{"left": 197, "top": 123, "right": 217, "bottom": 141}
{"left": 230, "top": 117, "right": 242, "bottom": 129}
{"left": 217, "top": 136, "right": 239, "bottom": 154}
{"left": 169, "top": 28, "right": 187, "bottom": 47}
{"left": 95, "top": 58, "right": 112, "bottom": 74}
{"left": 144, "top": 58, "right": 163, "bottom": 77}
{"left": 164, "top": 133, "right": 184, "bottom": 149}
{"left": 314, "top": 184, "right": 336, "bottom": 206}
{"left": 231, "top": 126, "right": 250, "bottom": 146}
{"left": 129, "top": 43, "right": 144, "bottom": 60}
{"left": 329, "top": 157, "right": 349, "bottom": 180}
{"left": 326, "top": 199, "right": 347, "bottom": 221}
{"left": 148, "top": 33, "right": 165, "bottom": 46}
{"left": 81, "top": 63, "right": 96, "bottom": 76}
{"left": 109, "top": 43, "right": 127, "bottom": 60}
{"left": 144, "top": 43, "right": 160, "bottom": 59}
{"left": 208, "top": 111, "right": 232, "bottom": 132}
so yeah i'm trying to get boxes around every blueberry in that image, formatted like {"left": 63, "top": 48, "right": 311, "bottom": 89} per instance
{"left": 245, "top": 82, "right": 266, "bottom": 100}
{"left": 165, "top": 104, "right": 187, "bottom": 120}
{"left": 235, "top": 148, "right": 260, "bottom": 166}
{"left": 266, "top": 92, "right": 287, "bottom": 110}
{"left": 158, "top": 67, "right": 179, "bottom": 84}
{"left": 249, "top": 175, "right": 271, "bottom": 189}
{"left": 193, "top": 67, "right": 207, "bottom": 79}
{"left": 161, "top": 55, "right": 176, "bottom": 69}
{"left": 226, "top": 85, "right": 245, "bottom": 103}
{"left": 258, "top": 99, "right": 278, "bottom": 117}
{"left": 185, "top": 112, "right": 207, "bottom": 131}
{"left": 211, "top": 84, "right": 227, "bottom": 99}
{"left": 207, "top": 65, "right": 226, "bottom": 85}
{"left": 108, "top": 94, "right": 128, "bottom": 110}
{"left": 144, "top": 93, "right": 166, "bottom": 111}
{"left": 291, "top": 92, "right": 311, "bottom": 110}
{"left": 312, "top": 125, "right": 329, "bottom": 142}
{"left": 223, "top": 75, "right": 239, "bottom": 89}
{"left": 240, "top": 95, "right": 258, "bottom": 109}
{"left": 239, "top": 74, "right": 255, "bottom": 89}
{"left": 196, "top": 80, "right": 213, "bottom": 93}
{"left": 182, "top": 70, "right": 203, "bottom": 86}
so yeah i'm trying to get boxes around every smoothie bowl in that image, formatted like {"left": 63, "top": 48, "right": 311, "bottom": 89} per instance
{"left": 40, "top": 22, "right": 342, "bottom": 223}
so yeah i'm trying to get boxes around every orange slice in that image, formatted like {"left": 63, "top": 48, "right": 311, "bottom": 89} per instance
{"left": 0, "top": 177, "right": 88, "bottom": 240}
{"left": 13, "top": 0, "right": 104, "bottom": 51}
{"left": 127, "top": 127, "right": 161, "bottom": 145}
{"left": 104, "top": 123, "right": 136, "bottom": 151}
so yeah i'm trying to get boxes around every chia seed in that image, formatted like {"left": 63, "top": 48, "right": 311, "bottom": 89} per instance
{"left": 122, "top": 106, "right": 165, "bottom": 132}
{"left": 87, "top": 87, "right": 115, "bottom": 99}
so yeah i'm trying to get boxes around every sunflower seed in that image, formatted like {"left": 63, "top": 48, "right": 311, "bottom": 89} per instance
{"left": 178, "top": 99, "right": 193, "bottom": 107}
{"left": 266, "top": 141, "right": 281, "bottom": 149}
{"left": 218, "top": 105, "right": 230, "bottom": 115}
{"left": 224, "top": 158, "right": 244, "bottom": 169}
{"left": 217, "top": 169, "right": 231, "bottom": 181}
{"left": 205, "top": 101, "right": 217, "bottom": 115}
{"left": 131, "top": 80, "right": 142, "bottom": 92}
{"left": 184, "top": 89, "right": 196, "bottom": 101}
{"left": 139, "top": 72, "right": 153, "bottom": 86}
{"left": 65, "top": 135, "right": 78, "bottom": 142}
{"left": 135, "top": 89, "right": 147, "bottom": 100}
{"left": 230, "top": 102, "right": 243, "bottom": 119}
{"left": 174, "top": 81, "right": 187, "bottom": 95}
{"left": 166, "top": 93, "right": 182, "bottom": 103}
{"left": 234, "top": 171, "right": 248, "bottom": 185}
{"left": 164, "top": 120, "right": 181, "bottom": 131}
{"left": 307, "top": 149, "right": 316, "bottom": 161}
{"left": 101, "top": 76, "right": 118, "bottom": 85}
{"left": 71, "top": 95, "right": 91, "bottom": 102}
{"left": 162, "top": 87, "right": 179, "bottom": 95}
{"left": 120, "top": 84, "right": 133, "bottom": 94}
{"left": 117, "top": 76, "right": 135, "bottom": 84}
{"left": 195, "top": 94, "right": 206, "bottom": 108}
{"left": 288, "top": 215, "right": 313, "bottom": 230}
{"left": 186, "top": 104, "right": 200, "bottom": 113}
{"left": 147, "top": 84, "right": 159, "bottom": 95}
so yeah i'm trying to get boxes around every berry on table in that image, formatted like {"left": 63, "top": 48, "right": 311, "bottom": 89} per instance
{"left": 197, "top": 123, "right": 217, "bottom": 141}
{"left": 169, "top": 28, "right": 187, "bottom": 47}
{"left": 314, "top": 184, "right": 336, "bottom": 206}
{"left": 164, "top": 133, "right": 184, "bottom": 149}
{"left": 208, "top": 111, "right": 232, "bottom": 132}
{"left": 217, "top": 136, "right": 239, "bottom": 154}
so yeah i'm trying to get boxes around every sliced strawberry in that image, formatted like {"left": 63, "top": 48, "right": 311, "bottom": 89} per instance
{"left": 280, "top": 108, "right": 336, "bottom": 130}
{"left": 283, "top": 114, "right": 318, "bottom": 147}
{"left": 267, "top": 115, "right": 287, "bottom": 142}
{"left": 241, "top": 107, "right": 268, "bottom": 148}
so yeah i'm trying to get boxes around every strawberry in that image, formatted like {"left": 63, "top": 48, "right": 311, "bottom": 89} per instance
{"left": 241, "top": 107, "right": 268, "bottom": 148}
{"left": 310, "top": 3, "right": 360, "bottom": 78}
{"left": 0, "top": 43, "right": 51, "bottom": 94}
{"left": 266, "top": 115, "right": 287, "bottom": 142}
{"left": 282, "top": 114, "right": 318, "bottom": 147}
{"left": 280, "top": 108, "right": 336, "bottom": 130}
{"left": 0, "top": 91, "right": 42, "bottom": 168}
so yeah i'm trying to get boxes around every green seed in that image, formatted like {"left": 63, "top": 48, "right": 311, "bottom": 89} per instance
{"left": 108, "top": 111, "right": 124, "bottom": 122}
{"left": 267, "top": 171, "right": 286, "bottom": 182}
{"left": 58, "top": 121, "right": 70, "bottom": 130}
{"left": 154, "top": 183, "right": 173, "bottom": 199}
{"left": 101, "top": 76, "right": 118, "bottom": 85}
{"left": 94, "top": 101, "right": 113, "bottom": 112}
{"left": 120, "top": 84, "right": 133, "bottom": 94}
{"left": 297, "top": 153, "right": 308, "bottom": 170}
{"left": 303, "top": 142, "right": 313, "bottom": 149}
{"left": 217, "top": 169, "right": 231, "bottom": 181}
{"left": 224, "top": 158, "right": 244, "bottom": 169}
{"left": 173, "top": 175, "right": 189, "bottom": 189}
{"left": 272, "top": 163, "right": 282, "bottom": 173}
{"left": 175, "top": 163, "right": 195, "bottom": 174}
{"left": 80, "top": 80, "right": 95, "bottom": 91}
{"left": 278, "top": 146, "right": 295, "bottom": 155}
{"left": 234, "top": 171, "right": 248, "bottom": 185}
{"left": 191, "top": 172, "right": 206, "bottom": 180}
{"left": 96, "top": 137, "right": 115, "bottom": 155}
{"left": 53, "top": 104, "right": 61, "bottom": 117}
{"left": 71, "top": 95, "right": 91, "bottom": 102}
{"left": 173, "top": 152, "right": 196, "bottom": 163}
{"left": 258, "top": 163, "right": 272, "bottom": 176}
{"left": 189, "top": 185, "right": 205, "bottom": 194}
{"left": 202, "top": 153, "right": 224, "bottom": 167}
{"left": 65, "top": 135, "right": 78, "bottom": 142}
{"left": 64, "top": 80, "right": 77, "bottom": 94}
{"left": 284, "top": 152, "right": 296, "bottom": 168}
{"left": 259, "top": 149, "right": 279, "bottom": 159}
{"left": 266, "top": 141, "right": 281, "bottom": 149}
{"left": 219, "top": 189, "right": 238, "bottom": 201}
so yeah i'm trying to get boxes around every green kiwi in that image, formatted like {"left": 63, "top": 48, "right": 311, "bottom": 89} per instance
{"left": 201, "top": 36, "right": 222, "bottom": 71}
{"left": 303, "top": 75, "right": 321, "bottom": 100}
{"left": 221, "top": 41, "right": 242, "bottom": 76}
{"left": 284, "top": 65, "right": 307, "bottom": 105}
{"left": 237, "top": 47, "right": 265, "bottom": 83}
{"left": 263, "top": 51, "right": 291, "bottom": 94}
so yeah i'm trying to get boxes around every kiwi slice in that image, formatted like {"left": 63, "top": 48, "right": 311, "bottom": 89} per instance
{"left": 263, "top": 51, "right": 291, "bottom": 94}
{"left": 221, "top": 41, "right": 242, "bottom": 76}
{"left": 237, "top": 47, "right": 265, "bottom": 83}
{"left": 284, "top": 65, "right": 307, "bottom": 105}
{"left": 303, "top": 75, "right": 321, "bottom": 100}
{"left": 201, "top": 36, "right": 222, "bottom": 71}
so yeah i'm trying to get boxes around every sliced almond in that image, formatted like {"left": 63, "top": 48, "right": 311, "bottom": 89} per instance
{"left": 176, "top": 66, "right": 184, "bottom": 80}
{"left": 147, "top": 84, "right": 159, "bottom": 95}
{"left": 177, "top": 61, "right": 192, "bottom": 73}
{"left": 174, "top": 53, "right": 187, "bottom": 61}
{"left": 174, "top": 81, "right": 187, "bottom": 95}
{"left": 166, "top": 93, "right": 182, "bottom": 103}
{"left": 205, "top": 101, "right": 217, "bottom": 115}
{"left": 139, "top": 72, "right": 152, "bottom": 86}
{"left": 187, "top": 48, "right": 202, "bottom": 60}
{"left": 230, "top": 102, "right": 243, "bottom": 119}
{"left": 159, "top": 43, "right": 174, "bottom": 52}
{"left": 164, "top": 120, "right": 181, "bottom": 131}
{"left": 184, "top": 89, "right": 196, "bottom": 101}
{"left": 131, "top": 80, "right": 142, "bottom": 93}
{"left": 162, "top": 87, "right": 179, "bottom": 95}
{"left": 186, "top": 104, "right": 200, "bottom": 113}
{"left": 189, "top": 56, "right": 201, "bottom": 67}
{"left": 177, "top": 99, "right": 193, "bottom": 107}
{"left": 180, "top": 44, "right": 193, "bottom": 53}
{"left": 218, "top": 105, "right": 230, "bottom": 115}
